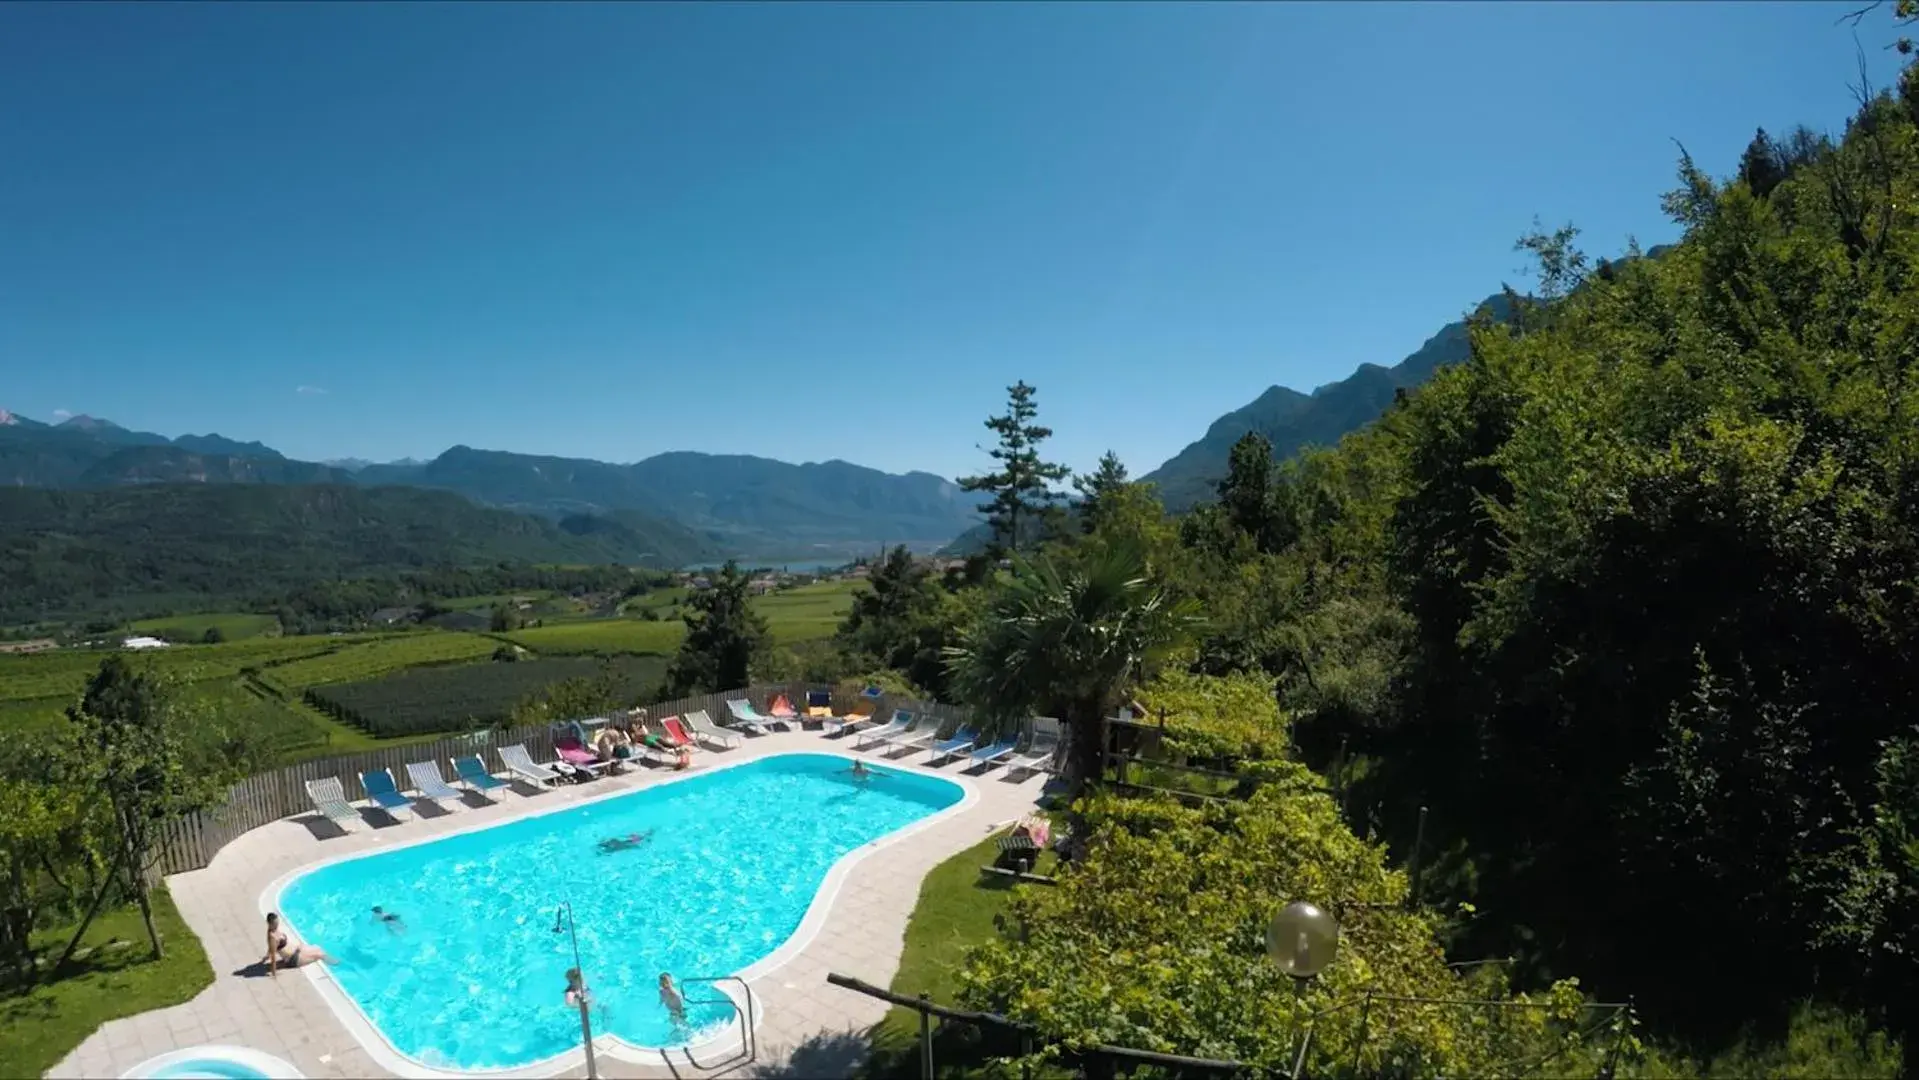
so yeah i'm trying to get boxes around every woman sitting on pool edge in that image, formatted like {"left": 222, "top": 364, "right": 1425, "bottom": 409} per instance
{"left": 263, "top": 912, "right": 334, "bottom": 977}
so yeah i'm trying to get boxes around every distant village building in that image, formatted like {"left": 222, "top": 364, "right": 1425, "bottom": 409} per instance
{"left": 368, "top": 606, "right": 418, "bottom": 626}
{"left": 122, "top": 636, "right": 170, "bottom": 650}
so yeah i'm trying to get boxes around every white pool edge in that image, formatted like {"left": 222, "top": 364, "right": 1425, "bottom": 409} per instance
{"left": 260, "top": 747, "right": 981, "bottom": 1079}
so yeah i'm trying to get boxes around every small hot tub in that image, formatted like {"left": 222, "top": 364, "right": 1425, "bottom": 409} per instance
{"left": 122, "top": 1045, "right": 304, "bottom": 1079}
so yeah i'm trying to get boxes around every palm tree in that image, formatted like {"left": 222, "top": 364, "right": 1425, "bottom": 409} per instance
{"left": 945, "top": 538, "right": 1200, "bottom": 791}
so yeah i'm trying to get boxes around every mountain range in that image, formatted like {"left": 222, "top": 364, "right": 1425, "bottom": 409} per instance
{"left": 0, "top": 415, "right": 983, "bottom": 559}
{"left": 1140, "top": 291, "right": 1515, "bottom": 510}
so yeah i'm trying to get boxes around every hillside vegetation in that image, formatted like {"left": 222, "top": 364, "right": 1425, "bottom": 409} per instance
{"left": 0, "top": 484, "right": 716, "bottom": 624}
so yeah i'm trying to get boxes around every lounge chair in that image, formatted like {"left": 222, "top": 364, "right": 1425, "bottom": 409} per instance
{"left": 725, "top": 698, "right": 772, "bottom": 735}
{"left": 661, "top": 716, "right": 698, "bottom": 750}
{"left": 968, "top": 735, "right": 1022, "bottom": 769}
{"left": 768, "top": 694, "right": 800, "bottom": 728}
{"left": 359, "top": 769, "right": 416, "bottom": 817}
{"left": 1007, "top": 718, "right": 1062, "bottom": 778}
{"left": 897, "top": 718, "right": 954, "bottom": 754}
{"left": 926, "top": 726, "right": 980, "bottom": 765}
{"left": 683, "top": 709, "right": 739, "bottom": 749}
{"left": 553, "top": 736, "right": 607, "bottom": 776}
{"left": 854, "top": 709, "right": 913, "bottom": 750}
{"left": 451, "top": 755, "right": 509, "bottom": 794}
{"left": 305, "top": 777, "right": 358, "bottom": 824}
{"left": 404, "top": 761, "right": 462, "bottom": 806}
{"left": 500, "top": 743, "right": 563, "bottom": 787}
{"left": 804, "top": 689, "right": 835, "bottom": 722}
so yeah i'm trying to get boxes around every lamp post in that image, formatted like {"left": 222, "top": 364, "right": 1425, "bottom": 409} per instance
{"left": 1267, "top": 900, "right": 1340, "bottom": 1079}
{"left": 552, "top": 902, "right": 598, "bottom": 1080}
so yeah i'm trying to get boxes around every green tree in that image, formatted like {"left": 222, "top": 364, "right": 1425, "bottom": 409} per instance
{"left": 945, "top": 539, "right": 1199, "bottom": 790}
{"left": 834, "top": 545, "right": 957, "bottom": 695}
{"left": 1071, "top": 450, "right": 1130, "bottom": 535}
{"left": 489, "top": 604, "right": 518, "bottom": 633}
{"left": 956, "top": 381, "right": 1071, "bottom": 557}
{"left": 663, "top": 561, "right": 770, "bottom": 696}
{"left": 199, "top": 626, "right": 224, "bottom": 645}
{"left": 56, "top": 657, "right": 222, "bottom": 961}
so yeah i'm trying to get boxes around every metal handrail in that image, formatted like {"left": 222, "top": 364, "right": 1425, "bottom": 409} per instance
{"left": 679, "top": 974, "right": 756, "bottom": 1069}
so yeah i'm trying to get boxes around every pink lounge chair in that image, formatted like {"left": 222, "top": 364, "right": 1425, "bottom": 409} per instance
{"left": 553, "top": 736, "right": 607, "bottom": 775}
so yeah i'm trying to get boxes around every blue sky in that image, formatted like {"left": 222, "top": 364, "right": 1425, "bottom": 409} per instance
{"left": 1, "top": 2, "right": 1908, "bottom": 482}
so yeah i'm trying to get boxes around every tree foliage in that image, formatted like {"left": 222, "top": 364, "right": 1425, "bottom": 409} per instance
{"left": 957, "top": 381, "right": 1072, "bottom": 557}
{"left": 663, "top": 561, "right": 771, "bottom": 696}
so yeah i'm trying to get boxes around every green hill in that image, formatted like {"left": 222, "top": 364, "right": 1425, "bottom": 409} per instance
{"left": 0, "top": 484, "right": 717, "bottom": 624}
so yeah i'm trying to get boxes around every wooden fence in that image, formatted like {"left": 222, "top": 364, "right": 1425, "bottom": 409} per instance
{"left": 150, "top": 681, "right": 979, "bottom": 879}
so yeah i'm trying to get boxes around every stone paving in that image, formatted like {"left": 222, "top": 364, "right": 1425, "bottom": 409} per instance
{"left": 49, "top": 728, "right": 1050, "bottom": 1079}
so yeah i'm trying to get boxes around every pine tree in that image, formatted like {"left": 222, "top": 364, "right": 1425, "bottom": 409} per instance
{"left": 1073, "top": 451, "right": 1131, "bottom": 534}
{"left": 663, "top": 561, "right": 770, "bottom": 695}
{"left": 957, "top": 381, "right": 1072, "bottom": 556}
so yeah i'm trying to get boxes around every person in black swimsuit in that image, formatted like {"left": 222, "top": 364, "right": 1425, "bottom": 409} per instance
{"left": 263, "top": 911, "right": 334, "bottom": 978}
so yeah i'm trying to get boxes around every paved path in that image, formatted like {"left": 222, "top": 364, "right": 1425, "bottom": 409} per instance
{"left": 49, "top": 728, "right": 1049, "bottom": 1079}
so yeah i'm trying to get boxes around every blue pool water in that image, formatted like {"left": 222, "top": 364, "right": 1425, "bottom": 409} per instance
{"left": 277, "top": 753, "right": 964, "bottom": 1071}
{"left": 147, "top": 1062, "right": 269, "bottom": 1079}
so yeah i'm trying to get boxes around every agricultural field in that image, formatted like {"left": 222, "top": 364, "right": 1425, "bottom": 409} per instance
{"left": 128, "top": 612, "right": 281, "bottom": 642}
{"left": 0, "top": 636, "right": 349, "bottom": 702}
{"left": 260, "top": 631, "right": 500, "bottom": 689}
{"left": 754, "top": 579, "right": 859, "bottom": 643}
{"left": 306, "top": 655, "right": 668, "bottom": 737}
{"left": 503, "top": 620, "right": 683, "bottom": 656}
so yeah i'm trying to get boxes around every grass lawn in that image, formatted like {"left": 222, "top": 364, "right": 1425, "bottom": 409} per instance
{"left": 0, "top": 889, "right": 212, "bottom": 1078}
{"left": 128, "top": 612, "right": 281, "bottom": 642}
{"left": 860, "top": 831, "right": 1062, "bottom": 1079}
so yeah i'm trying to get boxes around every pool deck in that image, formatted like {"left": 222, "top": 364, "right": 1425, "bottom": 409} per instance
{"left": 48, "top": 728, "right": 1053, "bottom": 1080}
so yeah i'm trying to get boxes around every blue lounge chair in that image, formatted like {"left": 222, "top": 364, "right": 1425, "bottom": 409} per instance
{"left": 854, "top": 710, "right": 914, "bottom": 750}
{"left": 359, "top": 769, "right": 416, "bottom": 817}
{"left": 451, "top": 755, "right": 509, "bottom": 794}
{"left": 927, "top": 726, "right": 980, "bottom": 765}
{"left": 405, "top": 761, "right": 462, "bottom": 806}
{"left": 968, "top": 736, "right": 1021, "bottom": 768}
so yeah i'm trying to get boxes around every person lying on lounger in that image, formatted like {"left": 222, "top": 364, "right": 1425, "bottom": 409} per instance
{"left": 598, "top": 830, "right": 655, "bottom": 854}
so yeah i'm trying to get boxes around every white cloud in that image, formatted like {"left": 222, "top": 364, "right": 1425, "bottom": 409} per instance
{"left": 295, "top": 385, "right": 328, "bottom": 396}
{"left": 52, "top": 408, "right": 72, "bottom": 419}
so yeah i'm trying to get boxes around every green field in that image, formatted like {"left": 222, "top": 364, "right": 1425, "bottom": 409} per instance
{"left": 128, "top": 612, "right": 281, "bottom": 642}
{"left": 0, "top": 577, "right": 866, "bottom": 762}
{"left": 261, "top": 631, "right": 500, "bottom": 689}
{"left": 308, "top": 654, "right": 669, "bottom": 737}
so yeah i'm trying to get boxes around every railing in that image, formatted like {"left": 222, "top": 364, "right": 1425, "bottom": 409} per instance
{"left": 678, "top": 975, "right": 756, "bottom": 1070}
{"left": 149, "top": 681, "right": 979, "bottom": 879}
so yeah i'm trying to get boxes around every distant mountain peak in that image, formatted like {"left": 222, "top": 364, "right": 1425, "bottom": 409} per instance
{"left": 58, "top": 414, "right": 119, "bottom": 431}
{"left": 0, "top": 409, "right": 18, "bottom": 426}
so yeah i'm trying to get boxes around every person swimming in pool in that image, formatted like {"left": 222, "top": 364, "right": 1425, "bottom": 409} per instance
{"left": 598, "top": 829, "right": 655, "bottom": 854}
{"left": 371, "top": 906, "right": 405, "bottom": 933}
{"left": 659, "top": 972, "right": 687, "bottom": 1029}
{"left": 848, "top": 758, "right": 877, "bottom": 783}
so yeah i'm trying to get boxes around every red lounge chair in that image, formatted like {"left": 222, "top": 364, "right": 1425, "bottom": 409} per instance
{"left": 768, "top": 694, "right": 800, "bottom": 727}
{"left": 660, "top": 716, "right": 697, "bottom": 750}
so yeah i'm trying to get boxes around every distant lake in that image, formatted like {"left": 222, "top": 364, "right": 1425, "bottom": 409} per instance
{"left": 681, "top": 557, "right": 852, "bottom": 574}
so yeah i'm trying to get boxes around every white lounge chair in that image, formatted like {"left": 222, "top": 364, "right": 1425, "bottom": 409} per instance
{"left": 305, "top": 777, "right": 358, "bottom": 824}
{"left": 683, "top": 709, "right": 740, "bottom": 749}
{"left": 897, "top": 717, "right": 954, "bottom": 754}
{"left": 500, "top": 743, "right": 563, "bottom": 787}
{"left": 405, "top": 761, "right": 463, "bottom": 806}
{"left": 1007, "top": 718, "right": 1062, "bottom": 778}
{"left": 725, "top": 698, "right": 771, "bottom": 735}
{"left": 968, "top": 734, "right": 1021, "bottom": 769}
{"left": 854, "top": 710, "right": 914, "bottom": 751}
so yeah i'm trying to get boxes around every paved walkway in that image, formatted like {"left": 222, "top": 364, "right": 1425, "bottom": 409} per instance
{"left": 49, "top": 729, "right": 1050, "bottom": 1079}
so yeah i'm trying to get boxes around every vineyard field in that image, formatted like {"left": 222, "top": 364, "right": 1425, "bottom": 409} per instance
{"left": 0, "top": 636, "right": 350, "bottom": 703}
{"left": 263, "top": 632, "right": 500, "bottom": 689}
{"left": 306, "top": 655, "right": 668, "bottom": 737}
{"left": 503, "top": 620, "right": 683, "bottom": 656}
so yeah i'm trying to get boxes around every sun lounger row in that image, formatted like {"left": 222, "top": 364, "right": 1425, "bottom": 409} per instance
{"left": 300, "top": 744, "right": 584, "bottom": 827}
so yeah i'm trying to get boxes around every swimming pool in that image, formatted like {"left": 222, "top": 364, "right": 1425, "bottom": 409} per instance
{"left": 273, "top": 752, "right": 967, "bottom": 1073}
{"left": 122, "top": 1045, "right": 303, "bottom": 1078}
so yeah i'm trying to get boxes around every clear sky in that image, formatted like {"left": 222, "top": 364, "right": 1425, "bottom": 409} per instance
{"left": 1, "top": 2, "right": 1908, "bottom": 481}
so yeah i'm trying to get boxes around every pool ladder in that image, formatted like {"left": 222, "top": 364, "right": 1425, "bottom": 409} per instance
{"left": 679, "top": 975, "right": 757, "bottom": 1071}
